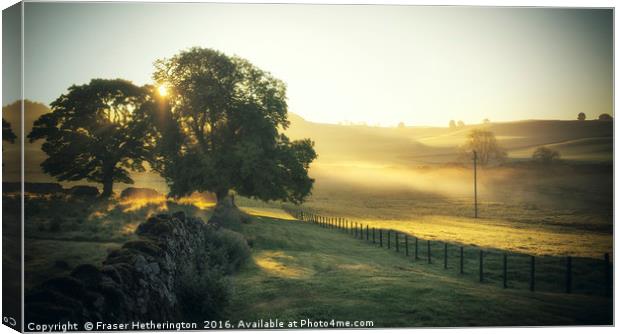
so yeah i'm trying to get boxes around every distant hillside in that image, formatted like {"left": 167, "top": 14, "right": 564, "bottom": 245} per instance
{"left": 285, "top": 113, "right": 613, "bottom": 164}
{"left": 2, "top": 100, "right": 51, "bottom": 182}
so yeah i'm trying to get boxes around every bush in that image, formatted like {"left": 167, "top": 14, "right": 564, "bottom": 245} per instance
{"left": 205, "top": 228, "right": 251, "bottom": 274}
{"left": 176, "top": 266, "right": 232, "bottom": 321}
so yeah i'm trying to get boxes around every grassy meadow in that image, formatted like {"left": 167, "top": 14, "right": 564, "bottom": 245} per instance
{"left": 4, "top": 101, "right": 613, "bottom": 325}
{"left": 227, "top": 215, "right": 612, "bottom": 326}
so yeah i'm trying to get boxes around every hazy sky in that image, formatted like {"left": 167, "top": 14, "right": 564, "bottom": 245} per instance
{"left": 14, "top": 3, "right": 614, "bottom": 126}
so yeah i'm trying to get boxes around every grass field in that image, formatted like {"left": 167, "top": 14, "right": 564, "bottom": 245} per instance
{"left": 227, "top": 214, "right": 612, "bottom": 326}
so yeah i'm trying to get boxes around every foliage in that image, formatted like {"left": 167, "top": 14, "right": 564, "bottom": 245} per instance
{"left": 205, "top": 228, "right": 251, "bottom": 274}
{"left": 176, "top": 226, "right": 249, "bottom": 321}
{"left": 457, "top": 120, "right": 465, "bottom": 127}
{"left": 151, "top": 47, "right": 317, "bottom": 204}
{"left": 461, "top": 129, "right": 506, "bottom": 165}
{"left": 177, "top": 265, "right": 232, "bottom": 321}
{"left": 2, "top": 118, "right": 16, "bottom": 143}
{"left": 598, "top": 113, "right": 613, "bottom": 121}
{"left": 532, "top": 146, "right": 561, "bottom": 164}
{"left": 577, "top": 112, "right": 586, "bottom": 121}
{"left": 448, "top": 120, "right": 456, "bottom": 129}
{"left": 28, "top": 79, "right": 158, "bottom": 197}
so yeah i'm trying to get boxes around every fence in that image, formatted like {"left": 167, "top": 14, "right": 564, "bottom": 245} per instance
{"left": 292, "top": 210, "right": 612, "bottom": 297}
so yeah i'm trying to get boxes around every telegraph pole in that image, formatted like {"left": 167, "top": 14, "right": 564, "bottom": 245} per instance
{"left": 473, "top": 150, "right": 478, "bottom": 218}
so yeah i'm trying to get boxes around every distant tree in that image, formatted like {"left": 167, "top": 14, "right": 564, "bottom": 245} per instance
{"left": 449, "top": 120, "right": 456, "bottom": 129}
{"left": 577, "top": 112, "right": 586, "bottom": 121}
{"left": 532, "top": 146, "right": 561, "bottom": 164}
{"left": 397, "top": 121, "right": 405, "bottom": 129}
{"left": 457, "top": 120, "right": 465, "bottom": 127}
{"left": 152, "top": 47, "right": 317, "bottom": 213}
{"left": 2, "top": 119, "right": 16, "bottom": 143}
{"left": 461, "top": 129, "right": 506, "bottom": 166}
{"left": 28, "top": 79, "right": 157, "bottom": 198}
{"left": 598, "top": 113, "right": 613, "bottom": 121}
{"left": 483, "top": 118, "right": 490, "bottom": 124}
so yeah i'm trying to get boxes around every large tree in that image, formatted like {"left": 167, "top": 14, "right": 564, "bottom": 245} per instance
{"left": 461, "top": 129, "right": 506, "bottom": 166}
{"left": 151, "top": 47, "right": 316, "bottom": 210}
{"left": 28, "top": 79, "right": 157, "bottom": 198}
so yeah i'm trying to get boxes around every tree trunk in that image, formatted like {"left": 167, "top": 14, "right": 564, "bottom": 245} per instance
{"left": 215, "top": 189, "right": 234, "bottom": 208}
{"left": 101, "top": 165, "right": 114, "bottom": 198}
{"left": 209, "top": 189, "right": 245, "bottom": 227}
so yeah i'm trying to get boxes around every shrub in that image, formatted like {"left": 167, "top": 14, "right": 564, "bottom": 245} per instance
{"left": 205, "top": 228, "right": 251, "bottom": 274}
{"left": 176, "top": 266, "right": 232, "bottom": 321}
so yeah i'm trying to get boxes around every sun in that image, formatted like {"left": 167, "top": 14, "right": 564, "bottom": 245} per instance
{"left": 157, "top": 85, "right": 168, "bottom": 97}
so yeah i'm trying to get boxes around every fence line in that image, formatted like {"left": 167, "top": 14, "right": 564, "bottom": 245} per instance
{"left": 290, "top": 209, "right": 613, "bottom": 297}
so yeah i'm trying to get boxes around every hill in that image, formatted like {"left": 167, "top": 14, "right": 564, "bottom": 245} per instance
{"left": 286, "top": 114, "right": 613, "bottom": 165}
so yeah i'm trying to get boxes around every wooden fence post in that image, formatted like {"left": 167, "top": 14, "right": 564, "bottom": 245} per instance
{"left": 396, "top": 233, "right": 400, "bottom": 252}
{"left": 394, "top": 232, "right": 400, "bottom": 253}
{"left": 427, "top": 240, "right": 431, "bottom": 264}
{"left": 405, "top": 235, "right": 409, "bottom": 256}
{"left": 444, "top": 243, "right": 448, "bottom": 269}
{"left": 479, "top": 250, "right": 483, "bottom": 282}
{"left": 605, "top": 253, "right": 611, "bottom": 296}
{"left": 366, "top": 225, "right": 369, "bottom": 240}
{"left": 530, "top": 256, "right": 535, "bottom": 292}
{"left": 387, "top": 231, "right": 391, "bottom": 249}
{"left": 379, "top": 229, "right": 383, "bottom": 247}
{"left": 460, "top": 247, "right": 464, "bottom": 274}
{"left": 373, "top": 228, "right": 376, "bottom": 244}
{"left": 360, "top": 224, "right": 363, "bottom": 239}
{"left": 566, "top": 256, "right": 572, "bottom": 294}
{"left": 503, "top": 253, "right": 507, "bottom": 288}
{"left": 415, "top": 238, "right": 419, "bottom": 260}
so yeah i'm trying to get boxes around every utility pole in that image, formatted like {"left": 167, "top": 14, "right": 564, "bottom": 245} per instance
{"left": 473, "top": 150, "right": 478, "bottom": 218}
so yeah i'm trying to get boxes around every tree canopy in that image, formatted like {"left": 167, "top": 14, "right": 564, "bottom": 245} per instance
{"left": 151, "top": 47, "right": 316, "bottom": 204}
{"left": 532, "top": 146, "right": 561, "bottom": 164}
{"left": 28, "top": 79, "right": 158, "bottom": 197}
{"left": 461, "top": 129, "right": 506, "bottom": 166}
{"left": 2, "top": 118, "right": 16, "bottom": 143}
{"left": 577, "top": 112, "right": 586, "bottom": 121}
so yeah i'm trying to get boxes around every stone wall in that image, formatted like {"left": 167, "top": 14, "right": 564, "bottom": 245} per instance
{"left": 25, "top": 212, "right": 217, "bottom": 324}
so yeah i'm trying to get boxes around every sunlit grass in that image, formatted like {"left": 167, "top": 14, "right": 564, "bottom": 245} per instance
{"left": 241, "top": 207, "right": 296, "bottom": 220}
{"left": 350, "top": 216, "right": 612, "bottom": 258}
{"left": 254, "top": 250, "right": 313, "bottom": 279}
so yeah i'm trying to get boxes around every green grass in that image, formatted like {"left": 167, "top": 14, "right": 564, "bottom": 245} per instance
{"left": 228, "top": 216, "right": 612, "bottom": 327}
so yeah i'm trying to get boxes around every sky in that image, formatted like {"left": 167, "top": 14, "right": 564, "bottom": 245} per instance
{"left": 7, "top": 2, "right": 614, "bottom": 126}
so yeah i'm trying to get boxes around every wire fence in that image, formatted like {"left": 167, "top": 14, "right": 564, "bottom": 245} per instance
{"left": 290, "top": 210, "right": 612, "bottom": 297}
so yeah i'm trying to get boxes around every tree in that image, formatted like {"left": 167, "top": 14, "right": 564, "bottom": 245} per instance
{"left": 28, "top": 79, "right": 157, "bottom": 198}
{"left": 2, "top": 119, "right": 16, "bottom": 143}
{"left": 397, "top": 121, "right": 405, "bottom": 129}
{"left": 532, "top": 146, "right": 560, "bottom": 164}
{"left": 449, "top": 120, "right": 456, "bottom": 129}
{"left": 151, "top": 47, "right": 317, "bottom": 211}
{"left": 461, "top": 129, "right": 506, "bottom": 166}
{"left": 457, "top": 120, "right": 465, "bottom": 127}
{"left": 483, "top": 118, "right": 490, "bottom": 124}
{"left": 577, "top": 112, "right": 586, "bottom": 121}
{"left": 598, "top": 113, "right": 613, "bottom": 121}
